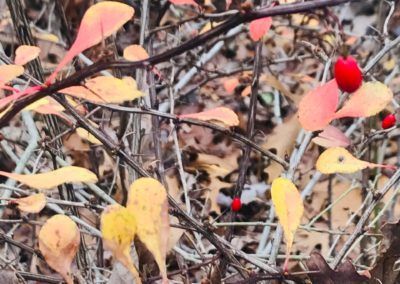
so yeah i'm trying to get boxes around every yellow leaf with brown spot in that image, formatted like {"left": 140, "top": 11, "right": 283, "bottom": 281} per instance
{"left": 271, "top": 177, "right": 303, "bottom": 271}
{"left": 12, "top": 193, "right": 46, "bottom": 213}
{"left": 101, "top": 204, "right": 141, "bottom": 283}
{"left": 39, "top": 215, "right": 80, "bottom": 284}
{"left": 0, "top": 166, "right": 98, "bottom": 190}
{"left": 316, "top": 147, "right": 395, "bottom": 174}
{"left": 179, "top": 107, "right": 239, "bottom": 127}
{"left": 127, "top": 178, "right": 169, "bottom": 283}
{"left": 14, "top": 45, "right": 41, "bottom": 65}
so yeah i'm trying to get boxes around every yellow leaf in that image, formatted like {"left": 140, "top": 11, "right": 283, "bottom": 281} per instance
{"left": 271, "top": 177, "right": 303, "bottom": 270}
{"left": 12, "top": 193, "right": 46, "bottom": 213}
{"left": 33, "top": 31, "right": 59, "bottom": 43}
{"left": 14, "top": 45, "right": 41, "bottom": 65}
{"left": 123, "top": 45, "right": 149, "bottom": 61}
{"left": 76, "top": 128, "right": 102, "bottom": 145}
{"left": 127, "top": 178, "right": 169, "bottom": 283}
{"left": 101, "top": 204, "right": 141, "bottom": 283}
{"left": 39, "top": 215, "right": 80, "bottom": 284}
{"left": 316, "top": 147, "right": 395, "bottom": 174}
{"left": 200, "top": 21, "right": 222, "bottom": 35}
{"left": 334, "top": 82, "right": 393, "bottom": 119}
{"left": 61, "top": 76, "right": 144, "bottom": 103}
{"left": 179, "top": 107, "right": 239, "bottom": 127}
{"left": 0, "top": 65, "right": 24, "bottom": 85}
{"left": 0, "top": 166, "right": 98, "bottom": 190}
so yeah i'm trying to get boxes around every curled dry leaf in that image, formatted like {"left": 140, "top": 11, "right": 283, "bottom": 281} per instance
{"left": 14, "top": 45, "right": 41, "bottom": 65}
{"left": 127, "top": 178, "right": 169, "bottom": 283}
{"left": 179, "top": 107, "right": 239, "bottom": 127}
{"left": 123, "top": 45, "right": 149, "bottom": 61}
{"left": 306, "top": 252, "right": 369, "bottom": 283}
{"left": 39, "top": 215, "right": 80, "bottom": 284}
{"left": 0, "top": 166, "right": 98, "bottom": 190}
{"left": 334, "top": 81, "right": 393, "bottom": 119}
{"left": 312, "top": 125, "right": 350, "bottom": 148}
{"left": 316, "top": 147, "right": 395, "bottom": 174}
{"left": 249, "top": 17, "right": 272, "bottom": 41}
{"left": 46, "top": 1, "right": 134, "bottom": 83}
{"left": 11, "top": 193, "right": 46, "bottom": 213}
{"left": 61, "top": 76, "right": 144, "bottom": 103}
{"left": 271, "top": 177, "right": 304, "bottom": 271}
{"left": 101, "top": 204, "right": 141, "bottom": 284}
{"left": 0, "top": 65, "right": 24, "bottom": 85}
{"left": 298, "top": 79, "right": 339, "bottom": 131}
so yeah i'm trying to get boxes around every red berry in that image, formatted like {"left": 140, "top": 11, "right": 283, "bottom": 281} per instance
{"left": 231, "top": 197, "right": 241, "bottom": 212}
{"left": 382, "top": 114, "right": 396, "bottom": 129}
{"left": 334, "top": 56, "right": 363, "bottom": 93}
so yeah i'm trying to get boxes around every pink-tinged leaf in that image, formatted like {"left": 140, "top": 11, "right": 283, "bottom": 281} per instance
{"left": 179, "top": 107, "right": 239, "bottom": 127}
{"left": 334, "top": 81, "right": 393, "bottom": 119}
{"left": 46, "top": 2, "right": 134, "bottom": 84}
{"left": 226, "top": 0, "right": 232, "bottom": 9}
{"left": 249, "top": 17, "right": 272, "bottom": 41}
{"left": 169, "top": 0, "right": 199, "bottom": 6}
{"left": 298, "top": 79, "right": 339, "bottom": 131}
{"left": 0, "top": 65, "right": 24, "bottom": 85}
{"left": 14, "top": 45, "right": 41, "bottom": 65}
{"left": 312, "top": 125, "right": 350, "bottom": 148}
{"left": 123, "top": 44, "right": 149, "bottom": 61}
{"left": 223, "top": 77, "right": 239, "bottom": 94}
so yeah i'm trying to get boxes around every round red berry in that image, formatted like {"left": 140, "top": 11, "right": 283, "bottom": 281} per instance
{"left": 382, "top": 114, "right": 396, "bottom": 129}
{"left": 231, "top": 197, "right": 241, "bottom": 212}
{"left": 334, "top": 56, "right": 363, "bottom": 93}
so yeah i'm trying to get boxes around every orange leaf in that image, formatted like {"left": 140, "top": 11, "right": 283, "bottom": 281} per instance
{"left": 46, "top": 2, "right": 134, "bottom": 83}
{"left": 12, "top": 193, "right": 46, "bottom": 213}
{"left": 123, "top": 45, "right": 149, "bottom": 61}
{"left": 169, "top": 0, "right": 199, "bottom": 6}
{"left": 298, "top": 79, "right": 339, "bottom": 131}
{"left": 316, "top": 147, "right": 395, "bottom": 174}
{"left": 0, "top": 65, "right": 24, "bottom": 85}
{"left": 101, "top": 204, "right": 141, "bottom": 283}
{"left": 271, "top": 177, "right": 303, "bottom": 271}
{"left": 14, "top": 45, "right": 41, "bottom": 65}
{"left": 39, "top": 215, "right": 80, "bottom": 284}
{"left": 334, "top": 81, "right": 393, "bottom": 119}
{"left": 249, "top": 17, "right": 272, "bottom": 41}
{"left": 127, "top": 178, "right": 169, "bottom": 283}
{"left": 61, "top": 76, "right": 144, "bottom": 103}
{"left": 0, "top": 166, "right": 98, "bottom": 190}
{"left": 223, "top": 77, "right": 239, "bottom": 94}
{"left": 179, "top": 107, "right": 239, "bottom": 127}
{"left": 25, "top": 98, "right": 72, "bottom": 123}
{"left": 312, "top": 125, "right": 350, "bottom": 148}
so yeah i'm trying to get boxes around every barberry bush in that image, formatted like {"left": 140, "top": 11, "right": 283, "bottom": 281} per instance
{"left": 0, "top": 0, "right": 399, "bottom": 283}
